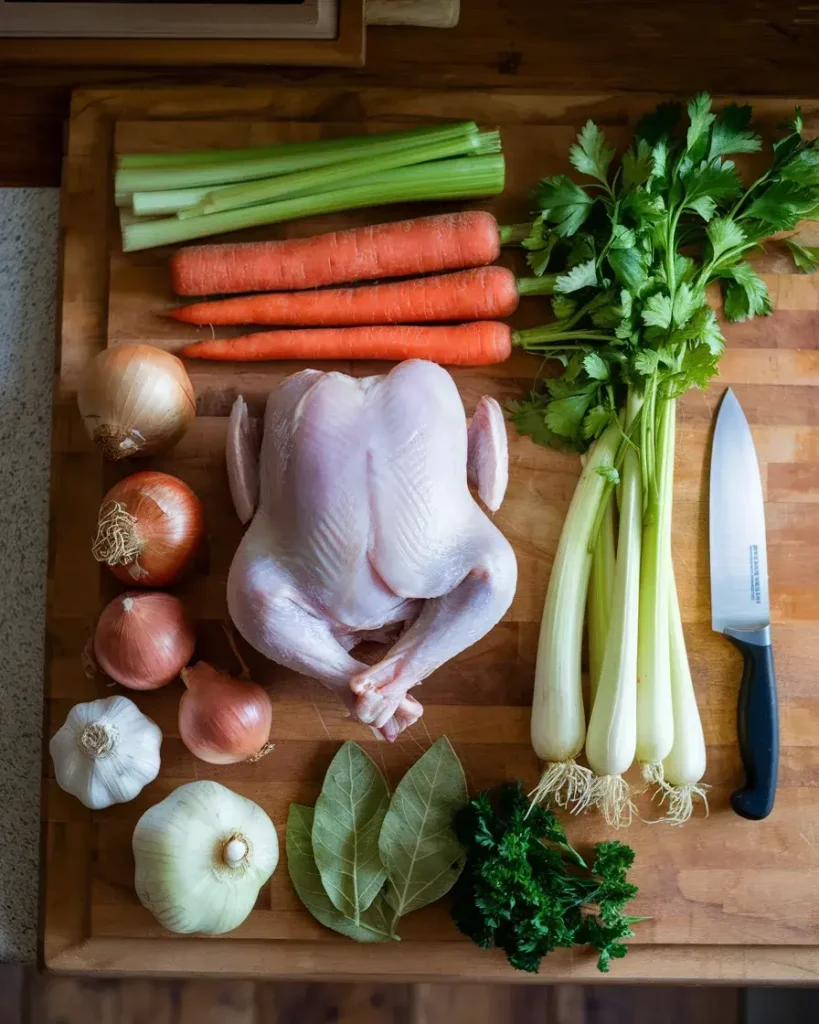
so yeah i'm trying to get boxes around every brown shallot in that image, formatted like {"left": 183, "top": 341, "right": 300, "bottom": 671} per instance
{"left": 94, "top": 591, "right": 195, "bottom": 690}
{"left": 179, "top": 662, "right": 273, "bottom": 765}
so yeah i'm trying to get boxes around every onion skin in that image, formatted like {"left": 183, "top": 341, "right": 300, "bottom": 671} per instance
{"left": 94, "top": 591, "right": 195, "bottom": 690}
{"left": 78, "top": 345, "right": 196, "bottom": 461}
{"left": 94, "top": 471, "right": 205, "bottom": 587}
{"left": 179, "top": 662, "right": 273, "bottom": 765}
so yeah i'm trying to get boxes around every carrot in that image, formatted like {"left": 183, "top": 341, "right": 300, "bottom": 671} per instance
{"left": 170, "top": 212, "right": 526, "bottom": 296}
{"left": 178, "top": 322, "right": 512, "bottom": 366}
{"left": 169, "top": 267, "right": 557, "bottom": 327}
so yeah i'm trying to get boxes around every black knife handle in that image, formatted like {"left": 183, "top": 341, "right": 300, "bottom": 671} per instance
{"left": 725, "top": 626, "right": 779, "bottom": 821}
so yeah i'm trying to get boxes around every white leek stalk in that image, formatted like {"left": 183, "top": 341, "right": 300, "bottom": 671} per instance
{"left": 587, "top": 488, "right": 616, "bottom": 711}
{"left": 583, "top": 392, "right": 642, "bottom": 827}
{"left": 636, "top": 396, "right": 676, "bottom": 782}
{"left": 529, "top": 421, "right": 620, "bottom": 809}
{"left": 656, "top": 571, "right": 709, "bottom": 823}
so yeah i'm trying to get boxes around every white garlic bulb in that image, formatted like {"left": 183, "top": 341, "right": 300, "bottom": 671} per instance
{"left": 132, "top": 780, "right": 278, "bottom": 935}
{"left": 49, "top": 695, "right": 162, "bottom": 810}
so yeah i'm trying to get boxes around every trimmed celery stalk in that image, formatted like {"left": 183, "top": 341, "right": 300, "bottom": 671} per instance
{"left": 133, "top": 187, "right": 214, "bottom": 217}
{"left": 121, "top": 154, "right": 506, "bottom": 252}
{"left": 181, "top": 130, "right": 502, "bottom": 220}
{"left": 116, "top": 122, "right": 481, "bottom": 195}
{"left": 116, "top": 123, "right": 480, "bottom": 170}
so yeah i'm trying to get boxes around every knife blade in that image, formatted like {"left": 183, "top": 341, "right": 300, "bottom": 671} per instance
{"left": 709, "top": 388, "right": 778, "bottom": 820}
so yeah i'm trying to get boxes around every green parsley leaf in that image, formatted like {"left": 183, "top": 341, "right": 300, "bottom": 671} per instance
{"left": 610, "top": 224, "right": 636, "bottom": 249}
{"left": 570, "top": 120, "right": 615, "bottom": 184}
{"left": 778, "top": 147, "right": 819, "bottom": 187}
{"left": 686, "top": 92, "right": 716, "bottom": 162}
{"left": 675, "top": 341, "right": 721, "bottom": 391}
{"left": 744, "top": 179, "right": 819, "bottom": 230}
{"left": 546, "top": 392, "right": 595, "bottom": 441}
{"left": 649, "top": 139, "right": 670, "bottom": 187}
{"left": 507, "top": 400, "right": 557, "bottom": 448}
{"left": 700, "top": 307, "right": 726, "bottom": 356}
{"left": 707, "top": 217, "right": 746, "bottom": 262}
{"left": 671, "top": 282, "right": 700, "bottom": 327}
{"left": 686, "top": 195, "right": 718, "bottom": 221}
{"left": 633, "top": 349, "right": 660, "bottom": 376}
{"left": 583, "top": 404, "right": 612, "bottom": 440}
{"left": 621, "top": 139, "right": 653, "bottom": 191}
{"left": 720, "top": 261, "right": 772, "bottom": 322}
{"left": 708, "top": 103, "right": 762, "bottom": 159}
{"left": 683, "top": 159, "right": 743, "bottom": 203}
{"left": 596, "top": 464, "right": 620, "bottom": 485}
{"left": 784, "top": 238, "right": 819, "bottom": 273}
{"left": 583, "top": 351, "right": 610, "bottom": 380}
{"left": 641, "top": 292, "right": 673, "bottom": 329}
{"left": 554, "top": 258, "right": 598, "bottom": 294}
{"left": 608, "top": 246, "right": 648, "bottom": 294}
{"left": 551, "top": 293, "right": 577, "bottom": 319}
{"left": 535, "top": 174, "right": 595, "bottom": 237}
{"left": 622, "top": 188, "right": 666, "bottom": 222}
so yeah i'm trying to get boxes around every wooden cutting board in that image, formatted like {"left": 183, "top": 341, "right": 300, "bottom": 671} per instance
{"left": 44, "top": 86, "right": 819, "bottom": 981}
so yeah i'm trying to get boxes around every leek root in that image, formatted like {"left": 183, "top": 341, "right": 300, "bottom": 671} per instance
{"left": 636, "top": 397, "right": 676, "bottom": 783}
{"left": 584, "top": 392, "right": 642, "bottom": 828}
{"left": 653, "top": 571, "right": 709, "bottom": 824}
{"left": 529, "top": 422, "right": 621, "bottom": 811}
{"left": 587, "top": 489, "right": 616, "bottom": 712}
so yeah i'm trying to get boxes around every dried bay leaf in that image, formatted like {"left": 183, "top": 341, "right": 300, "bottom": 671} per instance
{"left": 286, "top": 804, "right": 394, "bottom": 943}
{"left": 312, "top": 741, "right": 390, "bottom": 922}
{"left": 379, "top": 736, "right": 467, "bottom": 920}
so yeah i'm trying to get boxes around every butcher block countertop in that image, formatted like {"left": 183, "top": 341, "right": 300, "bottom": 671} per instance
{"left": 38, "top": 85, "right": 819, "bottom": 982}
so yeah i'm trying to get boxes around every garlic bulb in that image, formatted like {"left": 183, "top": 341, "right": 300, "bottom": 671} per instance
{"left": 132, "top": 780, "right": 278, "bottom": 935}
{"left": 50, "top": 695, "right": 162, "bottom": 810}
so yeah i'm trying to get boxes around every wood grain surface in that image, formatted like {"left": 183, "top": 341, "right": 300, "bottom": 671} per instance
{"left": 3, "top": 0, "right": 819, "bottom": 189}
{"left": 44, "top": 86, "right": 819, "bottom": 981}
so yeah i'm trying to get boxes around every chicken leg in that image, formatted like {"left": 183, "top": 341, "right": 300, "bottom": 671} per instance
{"left": 351, "top": 515, "right": 516, "bottom": 729}
{"left": 227, "top": 527, "right": 423, "bottom": 740}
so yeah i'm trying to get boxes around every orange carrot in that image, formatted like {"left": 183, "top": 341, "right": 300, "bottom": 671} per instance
{"left": 171, "top": 212, "right": 515, "bottom": 296}
{"left": 179, "top": 322, "right": 512, "bottom": 366}
{"left": 169, "top": 267, "right": 556, "bottom": 327}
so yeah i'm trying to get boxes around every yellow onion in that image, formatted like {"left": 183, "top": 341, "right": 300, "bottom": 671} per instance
{"left": 94, "top": 591, "right": 195, "bottom": 690}
{"left": 92, "top": 471, "right": 205, "bottom": 587}
{"left": 78, "top": 345, "right": 195, "bottom": 461}
{"left": 179, "top": 662, "right": 273, "bottom": 765}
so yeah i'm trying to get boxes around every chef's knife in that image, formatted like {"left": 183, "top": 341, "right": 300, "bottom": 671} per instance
{"left": 709, "top": 388, "right": 778, "bottom": 821}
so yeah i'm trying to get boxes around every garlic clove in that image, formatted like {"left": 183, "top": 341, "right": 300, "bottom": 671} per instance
{"left": 50, "top": 695, "right": 162, "bottom": 810}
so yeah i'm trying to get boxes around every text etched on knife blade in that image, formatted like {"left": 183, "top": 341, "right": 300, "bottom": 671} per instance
{"left": 749, "top": 544, "right": 761, "bottom": 604}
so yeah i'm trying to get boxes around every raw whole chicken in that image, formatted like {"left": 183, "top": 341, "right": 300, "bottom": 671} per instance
{"left": 226, "top": 359, "right": 517, "bottom": 740}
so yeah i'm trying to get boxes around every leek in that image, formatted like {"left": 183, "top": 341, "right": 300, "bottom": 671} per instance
{"left": 636, "top": 396, "right": 676, "bottom": 782}
{"left": 583, "top": 391, "right": 643, "bottom": 828}
{"left": 116, "top": 122, "right": 480, "bottom": 195}
{"left": 529, "top": 422, "right": 621, "bottom": 810}
{"left": 587, "top": 490, "right": 616, "bottom": 711}
{"left": 181, "top": 131, "right": 501, "bottom": 220}
{"left": 657, "top": 571, "right": 709, "bottom": 824}
{"left": 121, "top": 155, "right": 506, "bottom": 252}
